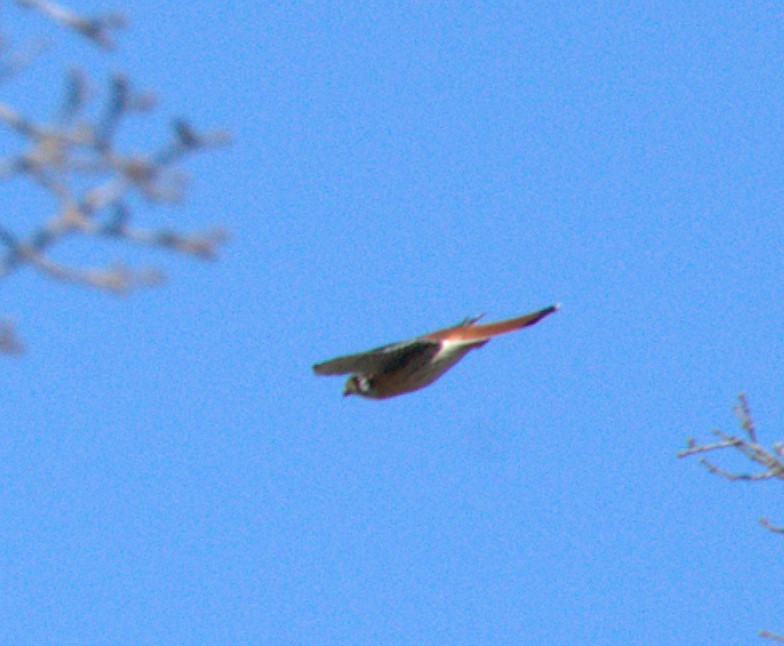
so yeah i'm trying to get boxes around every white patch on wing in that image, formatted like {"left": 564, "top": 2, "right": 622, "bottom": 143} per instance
{"left": 432, "top": 338, "right": 477, "bottom": 362}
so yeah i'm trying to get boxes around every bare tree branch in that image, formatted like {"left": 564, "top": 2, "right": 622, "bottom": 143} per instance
{"left": 736, "top": 392, "right": 759, "bottom": 443}
{"left": 759, "top": 518, "right": 784, "bottom": 536}
{"left": 1, "top": 2, "right": 231, "bottom": 352}
{"left": 0, "top": 320, "right": 24, "bottom": 354}
{"left": 17, "top": 0, "right": 127, "bottom": 50}
{"left": 678, "top": 395, "right": 784, "bottom": 481}
{"left": 682, "top": 395, "right": 784, "bottom": 640}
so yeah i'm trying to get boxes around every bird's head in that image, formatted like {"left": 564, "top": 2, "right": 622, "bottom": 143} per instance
{"left": 343, "top": 375, "right": 372, "bottom": 397}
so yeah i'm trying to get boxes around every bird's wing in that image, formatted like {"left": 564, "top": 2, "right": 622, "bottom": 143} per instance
{"left": 313, "top": 338, "right": 441, "bottom": 376}
{"left": 426, "top": 304, "right": 560, "bottom": 342}
{"left": 454, "top": 314, "right": 484, "bottom": 327}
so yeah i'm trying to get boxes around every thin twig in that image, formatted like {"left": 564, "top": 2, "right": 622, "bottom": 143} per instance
{"left": 1, "top": 2, "right": 230, "bottom": 351}
{"left": 759, "top": 518, "right": 784, "bottom": 536}
{"left": 0, "top": 320, "right": 24, "bottom": 354}
{"left": 17, "top": 0, "right": 126, "bottom": 50}
{"left": 683, "top": 398, "right": 784, "bottom": 640}
{"left": 678, "top": 395, "right": 784, "bottom": 481}
{"left": 735, "top": 393, "right": 758, "bottom": 443}
{"left": 0, "top": 76, "right": 229, "bottom": 282}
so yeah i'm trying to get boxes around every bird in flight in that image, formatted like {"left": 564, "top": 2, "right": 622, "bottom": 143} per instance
{"left": 313, "top": 303, "right": 559, "bottom": 399}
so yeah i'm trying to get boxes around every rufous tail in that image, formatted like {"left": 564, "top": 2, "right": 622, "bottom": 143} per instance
{"left": 431, "top": 303, "right": 560, "bottom": 342}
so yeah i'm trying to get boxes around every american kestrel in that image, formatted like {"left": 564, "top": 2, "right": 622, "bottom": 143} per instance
{"left": 313, "top": 303, "right": 559, "bottom": 399}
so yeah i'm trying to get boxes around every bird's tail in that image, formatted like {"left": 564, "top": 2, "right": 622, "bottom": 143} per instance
{"left": 431, "top": 304, "right": 560, "bottom": 342}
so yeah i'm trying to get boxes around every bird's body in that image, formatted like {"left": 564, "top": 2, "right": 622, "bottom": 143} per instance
{"left": 313, "top": 304, "right": 559, "bottom": 399}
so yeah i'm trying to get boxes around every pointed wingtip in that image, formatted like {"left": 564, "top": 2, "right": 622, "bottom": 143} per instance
{"left": 553, "top": 302, "right": 562, "bottom": 311}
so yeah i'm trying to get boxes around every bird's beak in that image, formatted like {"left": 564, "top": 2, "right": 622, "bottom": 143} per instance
{"left": 343, "top": 389, "right": 353, "bottom": 397}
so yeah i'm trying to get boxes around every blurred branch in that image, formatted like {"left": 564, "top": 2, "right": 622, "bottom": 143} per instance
{"left": 761, "top": 631, "right": 784, "bottom": 643}
{"left": 1, "top": 1, "right": 231, "bottom": 352}
{"left": 678, "top": 394, "right": 784, "bottom": 482}
{"left": 759, "top": 518, "right": 784, "bottom": 536}
{"left": 16, "top": 0, "right": 127, "bottom": 50}
{"left": 0, "top": 320, "right": 24, "bottom": 354}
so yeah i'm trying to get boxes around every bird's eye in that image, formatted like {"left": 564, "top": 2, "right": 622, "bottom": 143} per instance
{"left": 358, "top": 376, "right": 372, "bottom": 393}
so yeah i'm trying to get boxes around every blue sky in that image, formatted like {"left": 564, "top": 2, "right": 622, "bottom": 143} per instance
{"left": 2, "top": 1, "right": 784, "bottom": 643}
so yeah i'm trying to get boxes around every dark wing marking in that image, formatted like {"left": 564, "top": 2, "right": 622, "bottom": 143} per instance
{"left": 313, "top": 338, "right": 440, "bottom": 376}
{"left": 374, "top": 340, "right": 441, "bottom": 375}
